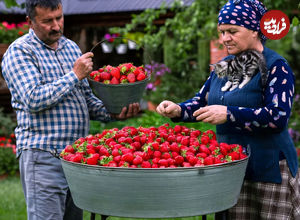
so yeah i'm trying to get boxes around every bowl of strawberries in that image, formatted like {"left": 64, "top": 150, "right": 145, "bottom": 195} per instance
{"left": 60, "top": 124, "right": 249, "bottom": 218}
{"left": 88, "top": 62, "right": 150, "bottom": 114}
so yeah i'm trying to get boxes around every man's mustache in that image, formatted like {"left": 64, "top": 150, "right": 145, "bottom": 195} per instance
{"left": 49, "top": 30, "right": 63, "bottom": 35}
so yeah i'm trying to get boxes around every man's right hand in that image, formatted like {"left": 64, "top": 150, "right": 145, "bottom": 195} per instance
{"left": 73, "top": 52, "right": 94, "bottom": 80}
{"left": 156, "top": 100, "right": 181, "bottom": 118}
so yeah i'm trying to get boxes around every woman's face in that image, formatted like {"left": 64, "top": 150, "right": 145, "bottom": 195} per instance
{"left": 218, "top": 24, "right": 263, "bottom": 55}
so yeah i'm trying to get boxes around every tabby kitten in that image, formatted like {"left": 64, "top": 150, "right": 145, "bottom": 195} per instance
{"left": 211, "top": 49, "right": 268, "bottom": 91}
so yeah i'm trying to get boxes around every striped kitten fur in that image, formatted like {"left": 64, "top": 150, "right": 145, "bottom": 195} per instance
{"left": 211, "top": 49, "right": 268, "bottom": 91}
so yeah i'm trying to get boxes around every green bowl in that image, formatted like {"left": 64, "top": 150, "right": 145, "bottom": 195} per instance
{"left": 88, "top": 77, "right": 150, "bottom": 114}
{"left": 61, "top": 157, "right": 249, "bottom": 218}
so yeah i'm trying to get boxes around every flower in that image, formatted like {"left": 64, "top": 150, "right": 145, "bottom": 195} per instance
{"left": 0, "top": 135, "right": 16, "bottom": 154}
{"left": 0, "top": 21, "right": 29, "bottom": 44}
{"left": 145, "top": 61, "right": 171, "bottom": 91}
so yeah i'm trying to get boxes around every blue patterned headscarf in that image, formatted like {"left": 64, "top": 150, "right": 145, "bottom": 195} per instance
{"left": 218, "top": 0, "right": 268, "bottom": 43}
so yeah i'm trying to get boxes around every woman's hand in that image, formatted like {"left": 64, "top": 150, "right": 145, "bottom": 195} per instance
{"left": 193, "top": 105, "right": 227, "bottom": 125}
{"left": 111, "top": 103, "right": 140, "bottom": 120}
{"left": 156, "top": 100, "right": 181, "bottom": 118}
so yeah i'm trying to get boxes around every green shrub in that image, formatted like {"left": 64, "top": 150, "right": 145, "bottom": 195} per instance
{"left": 0, "top": 146, "right": 18, "bottom": 176}
{"left": 89, "top": 110, "right": 215, "bottom": 135}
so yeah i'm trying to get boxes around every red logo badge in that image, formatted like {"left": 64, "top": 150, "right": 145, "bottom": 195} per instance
{"left": 260, "top": 10, "right": 290, "bottom": 40}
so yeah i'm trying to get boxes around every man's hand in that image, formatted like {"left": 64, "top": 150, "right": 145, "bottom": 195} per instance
{"left": 111, "top": 103, "right": 140, "bottom": 120}
{"left": 73, "top": 52, "right": 94, "bottom": 80}
{"left": 156, "top": 100, "right": 181, "bottom": 118}
{"left": 193, "top": 105, "right": 227, "bottom": 125}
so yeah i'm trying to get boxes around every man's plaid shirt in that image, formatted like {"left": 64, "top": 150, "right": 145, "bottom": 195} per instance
{"left": 1, "top": 29, "right": 111, "bottom": 157}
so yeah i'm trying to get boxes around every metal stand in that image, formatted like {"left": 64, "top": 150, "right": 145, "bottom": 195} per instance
{"left": 90, "top": 213, "right": 108, "bottom": 220}
{"left": 91, "top": 212, "right": 226, "bottom": 220}
{"left": 215, "top": 210, "right": 228, "bottom": 220}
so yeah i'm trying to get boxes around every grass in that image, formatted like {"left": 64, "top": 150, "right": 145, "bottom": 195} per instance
{"left": 90, "top": 110, "right": 215, "bottom": 135}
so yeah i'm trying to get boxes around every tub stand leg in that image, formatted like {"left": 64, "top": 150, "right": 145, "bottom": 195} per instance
{"left": 202, "top": 215, "right": 207, "bottom": 220}
{"left": 90, "top": 213, "right": 109, "bottom": 220}
{"left": 215, "top": 210, "right": 228, "bottom": 220}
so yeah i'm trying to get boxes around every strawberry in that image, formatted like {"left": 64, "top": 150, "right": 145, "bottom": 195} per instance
{"left": 137, "top": 72, "right": 146, "bottom": 81}
{"left": 110, "top": 77, "right": 119, "bottom": 84}
{"left": 174, "top": 155, "right": 184, "bottom": 165}
{"left": 204, "top": 156, "right": 214, "bottom": 165}
{"left": 64, "top": 145, "right": 75, "bottom": 154}
{"left": 132, "top": 155, "right": 143, "bottom": 165}
{"left": 200, "top": 135, "right": 210, "bottom": 145}
{"left": 141, "top": 160, "right": 151, "bottom": 168}
{"left": 127, "top": 73, "right": 136, "bottom": 83}
{"left": 199, "top": 144, "right": 210, "bottom": 155}
{"left": 153, "top": 150, "right": 162, "bottom": 158}
{"left": 86, "top": 153, "right": 100, "bottom": 165}
{"left": 120, "top": 75, "right": 128, "bottom": 84}
{"left": 71, "top": 153, "right": 83, "bottom": 163}
{"left": 228, "top": 151, "right": 240, "bottom": 161}
{"left": 110, "top": 67, "right": 121, "bottom": 79}
{"left": 100, "top": 71, "right": 111, "bottom": 81}
{"left": 121, "top": 152, "right": 134, "bottom": 163}
{"left": 174, "top": 125, "right": 182, "bottom": 133}
{"left": 158, "top": 159, "right": 169, "bottom": 167}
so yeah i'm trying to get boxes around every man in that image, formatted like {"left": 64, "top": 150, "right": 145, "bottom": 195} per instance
{"left": 1, "top": 0, "right": 140, "bottom": 219}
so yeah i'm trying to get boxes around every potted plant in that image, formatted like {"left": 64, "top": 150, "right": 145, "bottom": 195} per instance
{"left": 101, "top": 33, "right": 118, "bottom": 53}
{"left": 0, "top": 21, "right": 29, "bottom": 50}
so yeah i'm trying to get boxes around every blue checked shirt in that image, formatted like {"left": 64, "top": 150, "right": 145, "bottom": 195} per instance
{"left": 1, "top": 29, "right": 111, "bottom": 157}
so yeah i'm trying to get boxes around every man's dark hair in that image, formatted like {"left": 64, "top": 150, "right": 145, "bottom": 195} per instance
{"left": 26, "top": 0, "right": 62, "bottom": 20}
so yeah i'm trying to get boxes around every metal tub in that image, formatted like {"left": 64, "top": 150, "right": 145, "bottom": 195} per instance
{"left": 61, "top": 158, "right": 248, "bottom": 218}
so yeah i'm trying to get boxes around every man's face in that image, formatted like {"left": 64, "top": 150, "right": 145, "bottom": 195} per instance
{"left": 218, "top": 24, "right": 259, "bottom": 55}
{"left": 27, "top": 4, "right": 64, "bottom": 48}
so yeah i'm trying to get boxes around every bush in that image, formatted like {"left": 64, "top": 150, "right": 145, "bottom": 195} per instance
{"left": 0, "top": 136, "right": 18, "bottom": 176}
{"left": 89, "top": 110, "right": 215, "bottom": 135}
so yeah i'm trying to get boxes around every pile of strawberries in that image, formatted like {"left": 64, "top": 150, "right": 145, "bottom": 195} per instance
{"left": 60, "top": 124, "right": 247, "bottom": 168}
{"left": 89, "top": 63, "right": 148, "bottom": 84}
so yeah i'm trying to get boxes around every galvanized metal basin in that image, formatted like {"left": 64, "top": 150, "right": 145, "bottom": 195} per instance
{"left": 61, "top": 158, "right": 248, "bottom": 218}
{"left": 88, "top": 77, "right": 149, "bottom": 114}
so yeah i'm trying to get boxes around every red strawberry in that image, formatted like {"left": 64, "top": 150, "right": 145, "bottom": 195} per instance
{"left": 174, "top": 155, "right": 184, "bottom": 165}
{"left": 127, "top": 73, "right": 136, "bottom": 83}
{"left": 132, "top": 155, "right": 143, "bottom": 165}
{"left": 174, "top": 125, "right": 182, "bottom": 133}
{"left": 65, "top": 145, "right": 75, "bottom": 154}
{"left": 204, "top": 156, "right": 214, "bottom": 165}
{"left": 100, "top": 72, "right": 111, "bottom": 81}
{"left": 121, "top": 152, "right": 134, "bottom": 163}
{"left": 137, "top": 72, "right": 146, "bottom": 81}
{"left": 200, "top": 135, "right": 210, "bottom": 145}
{"left": 110, "top": 77, "right": 119, "bottom": 84}
{"left": 228, "top": 151, "right": 240, "bottom": 161}
{"left": 141, "top": 161, "right": 151, "bottom": 168}
{"left": 71, "top": 153, "right": 83, "bottom": 163}
{"left": 158, "top": 159, "right": 169, "bottom": 167}
{"left": 86, "top": 153, "right": 100, "bottom": 165}
{"left": 199, "top": 144, "right": 210, "bottom": 155}
{"left": 110, "top": 67, "right": 121, "bottom": 79}
{"left": 120, "top": 75, "right": 128, "bottom": 84}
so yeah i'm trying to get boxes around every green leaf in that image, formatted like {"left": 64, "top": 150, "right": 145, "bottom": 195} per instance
{"left": 3, "top": 0, "right": 19, "bottom": 8}
{"left": 292, "top": 17, "right": 299, "bottom": 26}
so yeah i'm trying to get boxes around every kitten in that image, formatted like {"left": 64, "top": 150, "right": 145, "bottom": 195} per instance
{"left": 211, "top": 50, "right": 268, "bottom": 91}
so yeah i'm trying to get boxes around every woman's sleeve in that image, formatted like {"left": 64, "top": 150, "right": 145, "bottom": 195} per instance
{"left": 175, "top": 73, "right": 213, "bottom": 122}
{"left": 226, "top": 59, "right": 294, "bottom": 133}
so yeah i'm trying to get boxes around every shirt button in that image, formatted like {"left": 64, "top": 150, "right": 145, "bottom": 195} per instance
{"left": 220, "top": 96, "right": 224, "bottom": 100}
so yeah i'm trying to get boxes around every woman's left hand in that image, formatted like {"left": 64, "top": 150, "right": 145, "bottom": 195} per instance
{"left": 193, "top": 105, "right": 227, "bottom": 125}
{"left": 111, "top": 103, "right": 140, "bottom": 120}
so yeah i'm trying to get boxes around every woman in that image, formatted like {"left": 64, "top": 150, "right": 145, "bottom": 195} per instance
{"left": 156, "top": 0, "right": 300, "bottom": 219}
